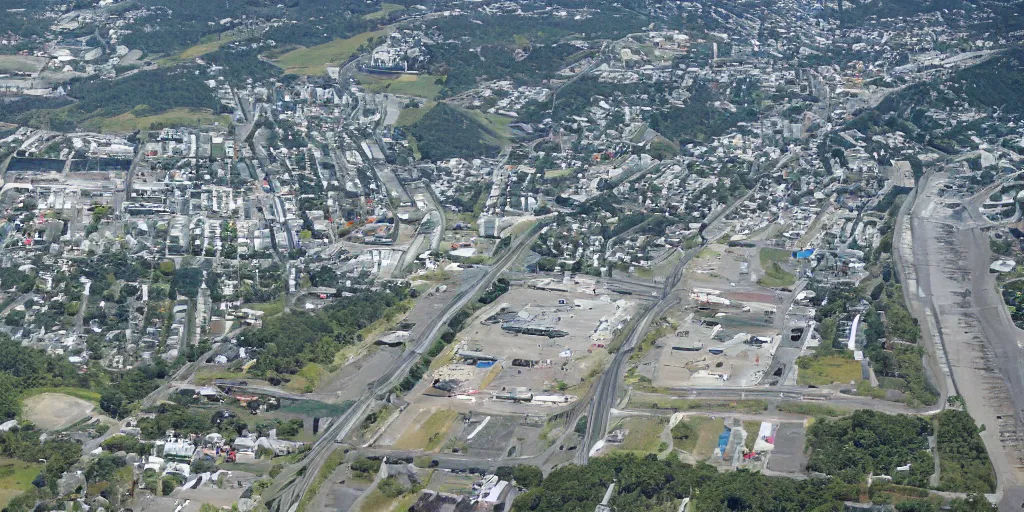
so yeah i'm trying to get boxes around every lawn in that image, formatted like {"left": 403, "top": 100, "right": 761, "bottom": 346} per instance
{"left": 82, "top": 108, "right": 231, "bottom": 133}
{"left": 0, "top": 459, "right": 42, "bottom": 510}
{"left": 355, "top": 72, "right": 444, "bottom": 99}
{"left": 672, "top": 416, "right": 725, "bottom": 459}
{"left": 796, "top": 355, "right": 863, "bottom": 386}
{"left": 393, "top": 409, "right": 458, "bottom": 451}
{"left": 284, "top": 363, "right": 326, "bottom": 392}
{"left": 775, "top": 402, "right": 847, "bottom": 417}
{"left": 363, "top": 3, "right": 405, "bottom": 20}
{"left": 612, "top": 417, "right": 666, "bottom": 454}
{"left": 272, "top": 28, "right": 392, "bottom": 75}
{"left": 0, "top": 55, "right": 47, "bottom": 74}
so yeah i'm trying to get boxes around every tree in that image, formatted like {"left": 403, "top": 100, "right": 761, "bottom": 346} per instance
{"left": 0, "top": 371, "right": 20, "bottom": 420}
{"left": 5, "top": 310, "right": 25, "bottom": 327}
{"left": 100, "top": 389, "right": 126, "bottom": 419}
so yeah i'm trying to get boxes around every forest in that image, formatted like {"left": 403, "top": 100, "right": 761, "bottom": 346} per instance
{"left": 806, "top": 410, "right": 934, "bottom": 487}
{"left": 407, "top": 104, "right": 501, "bottom": 161}
{"left": 510, "top": 453, "right": 997, "bottom": 512}
{"left": 236, "top": 286, "right": 409, "bottom": 377}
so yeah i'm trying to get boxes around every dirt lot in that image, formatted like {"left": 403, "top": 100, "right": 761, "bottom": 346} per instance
{"left": 22, "top": 393, "right": 94, "bottom": 431}
{"left": 452, "top": 287, "right": 637, "bottom": 396}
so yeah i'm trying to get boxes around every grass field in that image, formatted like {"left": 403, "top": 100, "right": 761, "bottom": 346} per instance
{"left": 463, "top": 108, "right": 514, "bottom": 145}
{"left": 363, "top": 3, "right": 405, "bottom": 19}
{"left": 0, "top": 459, "right": 42, "bottom": 510}
{"left": 673, "top": 416, "right": 725, "bottom": 459}
{"left": 759, "top": 247, "right": 791, "bottom": 265}
{"left": 393, "top": 409, "right": 458, "bottom": 451}
{"left": 248, "top": 297, "right": 286, "bottom": 318}
{"left": 630, "top": 395, "right": 769, "bottom": 414}
{"left": 612, "top": 417, "right": 666, "bottom": 454}
{"left": 82, "top": 108, "right": 231, "bottom": 133}
{"left": 743, "top": 420, "right": 761, "bottom": 451}
{"left": 796, "top": 355, "right": 863, "bottom": 386}
{"left": 775, "top": 402, "right": 847, "bottom": 417}
{"left": 355, "top": 72, "right": 444, "bottom": 99}
{"left": 272, "top": 28, "right": 392, "bottom": 75}
{"left": 759, "top": 261, "right": 796, "bottom": 288}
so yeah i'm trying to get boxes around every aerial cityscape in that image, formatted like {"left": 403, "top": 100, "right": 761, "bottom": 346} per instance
{"left": 0, "top": 0, "right": 1023, "bottom": 511}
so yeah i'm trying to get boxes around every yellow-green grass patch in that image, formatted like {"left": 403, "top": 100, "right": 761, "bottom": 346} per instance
{"left": 673, "top": 416, "right": 725, "bottom": 459}
{"left": 0, "top": 459, "right": 43, "bottom": 510}
{"left": 83, "top": 108, "right": 231, "bottom": 133}
{"left": 363, "top": 3, "right": 405, "bottom": 20}
{"left": 796, "top": 354, "right": 863, "bottom": 386}
{"left": 392, "top": 409, "right": 458, "bottom": 452}
{"left": 355, "top": 72, "right": 444, "bottom": 99}
{"left": 610, "top": 417, "right": 666, "bottom": 454}
{"left": 272, "top": 28, "right": 393, "bottom": 75}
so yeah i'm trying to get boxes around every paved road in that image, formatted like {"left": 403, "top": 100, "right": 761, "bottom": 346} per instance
{"left": 265, "top": 225, "right": 545, "bottom": 512}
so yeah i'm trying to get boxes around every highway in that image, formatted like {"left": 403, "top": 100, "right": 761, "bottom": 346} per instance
{"left": 265, "top": 224, "right": 545, "bottom": 512}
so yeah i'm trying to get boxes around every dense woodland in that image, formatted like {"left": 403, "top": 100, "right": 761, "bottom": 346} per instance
{"left": 806, "top": 410, "right": 934, "bottom": 486}
{"left": 407, "top": 104, "right": 501, "bottom": 161}
{"left": 510, "top": 453, "right": 996, "bottom": 512}
{"left": 236, "top": 286, "right": 410, "bottom": 377}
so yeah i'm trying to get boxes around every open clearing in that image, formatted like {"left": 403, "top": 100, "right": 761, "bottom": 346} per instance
{"left": 0, "top": 458, "right": 42, "bottom": 509}
{"left": 392, "top": 408, "right": 458, "bottom": 451}
{"left": 355, "top": 72, "right": 443, "bottom": 99}
{"left": 673, "top": 416, "right": 725, "bottom": 459}
{"left": 272, "top": 28, "right": 392, "bottom": 75}
{"left": 610, "top": 417, "right": 666, "bottom": 454}
{"left": 0, "top": 55, "right": 47, "bottom": 74}
{"left": 363, "top": 3, "right": 405, "bottom": 19}
{"left": 396, "top": 101, "right": 436, "bottom": 127}
{"left": 796, "top": 355, "right": 862, "bottom": 386}
{"left": 23, "top": 393, "right": 94, "bottom": 430}
{"left": 83, "top": 108, "right": 231, "bottom": 133}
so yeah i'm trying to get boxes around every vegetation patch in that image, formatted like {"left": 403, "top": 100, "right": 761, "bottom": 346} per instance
{"left": 83, "top": 107, "right": 231, "bottom": 133}
{"left": 0, "top": 458, "right": 44, "bottom": 510}
{"left": 407, "top": 103, "right": 502, "bottom": 161}
{"left": 807, "top": 410, "right": 933, "bottom": 487}
{"left": 356, "top": 72, "right": 444, "bottom": 99}
{"left": 670, "top": 416, "right": 725, "bottom": 459}
{"left": 392, "top": 409, "right": 458, "bottom": 451}
{"left": 629, "top": 395, "right": 768, "bottom": 414}
{"left": 796, "top": 354, "right": 863, "bottom": 386}
{"left": 363, "top": 3, "right": 405, "bottom": 19}
{"left": 935, "top": 409, "right": 996, "bottom": 493}
{"left": 272, "top": 28, "right": 392, "bottom": 75}
{"left": 775, "top": 402, "right": 847, "bottom": 418}
{"left": 609, "top": 417, "right": 665, "bottom": 454}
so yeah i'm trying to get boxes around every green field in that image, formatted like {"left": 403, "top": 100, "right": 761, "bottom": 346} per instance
{"left": 272, "top": 28, "right": 392, "bottom": 75}
{"left": 796, "top": 355, "right": 863, "bottom": 386}
{"left": 0, "top": 459, "right": 42, "bottom": 510}
{"left": 629, "top": 395, "right": 769, "bottom": 414}
{"left": 759, "top": 261, "right": 796, "bottom": 288}
{"left": 82, "top": 108, "right": 231, "bottom": 133}
{"left": 672, "top": 416, "right": 725, "bottom": 459}
{"left": 611, "top": 417, "right": 666, "bottom": 454}
{"left": 363, "top": 3, "right": 405, "bottom": 19}
{"left": 355, "top": 72, "right": 444, "bottom": 99}
{"left": 759, "top": 247, "right": 791, "bottom": 265}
